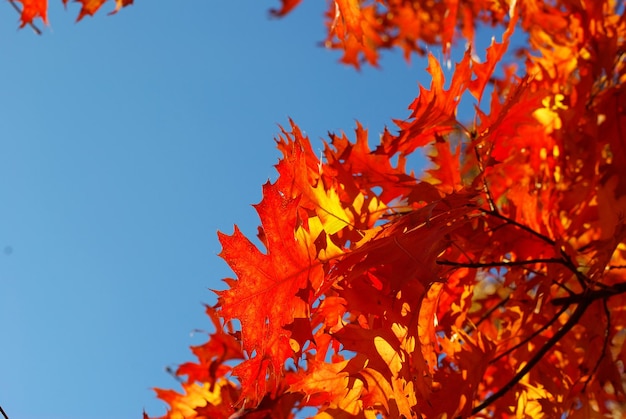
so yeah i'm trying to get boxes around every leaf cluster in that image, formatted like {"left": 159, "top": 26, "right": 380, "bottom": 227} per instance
{"left": 139, "top": 0, "right": 626, "bottom": 417}
{"left": 10, "top": 0, "right": 132, "bottom": 30}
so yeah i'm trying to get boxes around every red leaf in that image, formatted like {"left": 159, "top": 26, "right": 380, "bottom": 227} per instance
{"left": 215, "top": 181, "right": 322, "bottom": 404}
{"left": 426, "top": 136, "right": 462, "bottom": 193}
{"left": 269, "top": 0, "right": 301, "bottom": 17}
{"left": 469, "top": 9, "right": 519, "bottom": 103}
{"left": 13, "top": 0, "right": 47, "bottom": 26}
{"left": 63, "top": 0, "right": 133, "bottom": 21}
{"left": 377, "top": 51, "right": 472, "bottom": 157}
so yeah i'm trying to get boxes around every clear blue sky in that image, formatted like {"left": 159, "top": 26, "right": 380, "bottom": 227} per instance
{"left": 0, "top": 1, "right": 440, "bottom": 418}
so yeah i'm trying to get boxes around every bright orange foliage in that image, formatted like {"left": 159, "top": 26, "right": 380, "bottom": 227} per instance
{"left": 148, "top": 0, "right": 626, "bottom": 417}
{"left": 10, "top": 0, "right": 131, "bottom": 27}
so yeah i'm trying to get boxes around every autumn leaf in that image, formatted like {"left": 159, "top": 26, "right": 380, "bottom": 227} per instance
{"left": 425, "top": 136, "right": 463, "bottom": 193}
{"left": 63, "top": 0, "right": 133, "bottom": 21}
{"left": 152, "top": 380, "right": 239, "bottom": 419}
{"left": 377, "top": 51, "right": 472, "bottom": 158}
{"left": 215, "top": 181, "right": 321, "bottom": 403}
{"left": 9, "top": 0, "right": 132, "bottom": 27}
{"left": 326, "top": 122, "right": 420, "bottom": 204}
{"left": 175, "top": 306, "right": 244, "bottom": 386}
{"left": 12, "top": 0, "right": 47, "bottom": 27}
{"left": 468, "top": 7, "right": 519, "bottom": 103}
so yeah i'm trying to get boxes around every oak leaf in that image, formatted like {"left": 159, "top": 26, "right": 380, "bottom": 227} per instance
{"left": 13, "top": 0, "right": 47, "bottom": 26}
{"left": 63, "top": 0, "right": 133, "bottom": 21}
{"left": 269, "top": 0, "right": 301, "bottom": 17}
{"left": 12, "top": 0, "right": 132, "bottom": 27}
{"left": 377, "top": 51, "right": 472, "bottom": 158}
{"left": 215, "top": 180, "right": 323, "bottom": 403}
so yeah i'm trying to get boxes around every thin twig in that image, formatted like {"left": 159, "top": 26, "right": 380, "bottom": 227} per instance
{"left": 477, "top": 207, "right": 591, "bottom": 289}
{"left": 581, "top": 299, "right": 611, "bottom": 393}
{"left": 477, "top": 207, "right": 557, "bottom": 246}
{"left": 474, "top": 144, "right": 497, "bottom": 212}
{"left": 551, "top": 281, "right": 626, "bottom": 306}
{"left": 0, "top": 404, "right": 9, "bottom": 419}
{"left": 470, "top": 300, "right": 590, "bottom": 416}
{"left": 490, "top": 304, "right": 569, "bottom": 365}
{"left": 8, "top": 0, "right": 42, "bottom": 35}
{"left": 472, "top": 295, "right": 510, "bottom": 330}
{"left": 437, "top": 258, "right": 564, "bottom": 269}
{"left": 449, "top": 240, "right": 475, "bottom": 265}
{"left": 551, "top": 277, "right": 576, "bottom": 296}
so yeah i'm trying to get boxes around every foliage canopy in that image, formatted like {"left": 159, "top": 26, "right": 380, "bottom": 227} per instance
{"left": 18, "top": 0, "right": 624, "bottom": 417}
{"left": 147, "top": 0, "right": 626, "bottom": 417}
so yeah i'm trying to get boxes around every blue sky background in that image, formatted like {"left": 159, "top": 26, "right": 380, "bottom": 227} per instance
{"left": 0, "top": 1, "right": 445, "bottom": 418}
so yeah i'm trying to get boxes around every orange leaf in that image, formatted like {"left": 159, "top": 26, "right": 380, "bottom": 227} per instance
{"left": 327, "top": 122, "right": 420, "bottom": 204}
{"left": 13, "top": 0, "right": 47, "bottom": 26}
{"left": 469, "top": 8, "right": 519, "bottom": 103}
{"left": 216, "top": 181, "right": 322, "bottom": 403}
{"left": 63, "top": 0, "right": 133, "bottom": 21}
{"left": 334, "top": 0, "right": 362, "bottom": 39}
{"left": 378, "top": 51, "right": 472, "bottom": 157}
{"left": 287, "top": 359, "right": 357, "bottom": 410}
{"left": 426, "top": 136, "right": 462, "bottom": 193}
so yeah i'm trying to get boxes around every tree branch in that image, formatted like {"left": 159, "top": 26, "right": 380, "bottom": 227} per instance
{"left": 489, "top": 304, "right": 569, "bottom": 365}
{"left": 470, "top": 301, "right": 590, "bottom": 416}
{"left": 0, "top": 404, "right": 8, "bottom": 419}
{"left": 550, "top": 281, "right": 626, "bottom": 306}
{"left": 475, "top": 207, "right": 591, "bottom": 289}
{"left": 474, "top": 144, "right": 497, "bottom": 212}
{"left": 437, "top": 258, "right": 564, "bottom": 269}
{"left": 477, "top": 207, "right": 556, "bottom": 246}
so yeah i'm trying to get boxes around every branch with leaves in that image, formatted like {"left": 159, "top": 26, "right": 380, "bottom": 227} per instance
{"left": 134, "top": 1, "right": 626, "bottom": 418}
